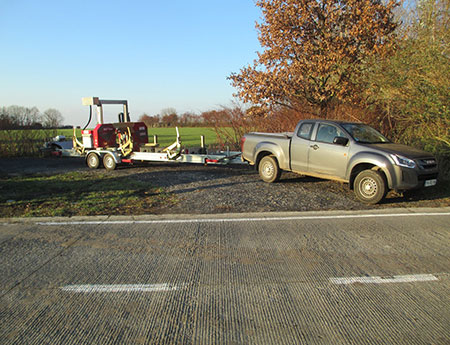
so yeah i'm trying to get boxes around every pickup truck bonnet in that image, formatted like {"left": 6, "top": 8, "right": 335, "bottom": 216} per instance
{"left": 363, "top": 143, "right": 433, "bottom": 159}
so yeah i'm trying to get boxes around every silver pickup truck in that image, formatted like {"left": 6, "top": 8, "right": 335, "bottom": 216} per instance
{"left": 241, "top": 119, "right": 438, "bottom": 204}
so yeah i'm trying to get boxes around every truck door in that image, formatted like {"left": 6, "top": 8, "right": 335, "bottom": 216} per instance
{"left": 307, "top": 123, "right": 350, "bottom": 179}
{"left": 290, "top": 122, "right": 315, "bottom": 173}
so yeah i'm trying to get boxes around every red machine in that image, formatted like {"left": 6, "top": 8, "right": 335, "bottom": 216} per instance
{"left": 79, "top": 97, "right": 148, "bottom": 150}
{"left": 113, "top": 121, "right": 148, "bottom": 150}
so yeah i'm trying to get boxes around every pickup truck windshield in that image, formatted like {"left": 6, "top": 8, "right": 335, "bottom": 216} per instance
{"left": 342, "top": 124, "right": 390, "bottom": 144}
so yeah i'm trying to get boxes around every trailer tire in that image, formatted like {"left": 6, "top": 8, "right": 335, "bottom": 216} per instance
{"left": 258, "top": 155, "right": 281, "bottom": 183}
{"left": 103, "top": 153, "right": 117, "bottom": 171}
{"left": 86, "top": 152, "right": 101, "bottom": 169}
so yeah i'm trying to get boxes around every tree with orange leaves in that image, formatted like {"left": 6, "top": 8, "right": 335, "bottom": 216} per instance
{"left": 229, "top": 0, "right": 400, "bottom": 117}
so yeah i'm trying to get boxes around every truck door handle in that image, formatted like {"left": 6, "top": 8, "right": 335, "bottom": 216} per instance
{"left": 310, "top": 144, "right": 319, "bottom": 150}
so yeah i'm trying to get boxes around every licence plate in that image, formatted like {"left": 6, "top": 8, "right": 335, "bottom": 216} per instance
{"left": 424, "top": 179, "right": 437, "bottom": 187}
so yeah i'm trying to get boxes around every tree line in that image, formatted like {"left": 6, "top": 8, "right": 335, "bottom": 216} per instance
{"left": 0, "top": 106, "right": 64, "bottom": 130}
{"left": 138, "top": 107, "right": 240, "bottom": 128}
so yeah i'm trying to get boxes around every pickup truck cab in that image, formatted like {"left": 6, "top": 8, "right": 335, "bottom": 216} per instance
{"left": 241, "top": 119, "right": 438, "bottom": 204}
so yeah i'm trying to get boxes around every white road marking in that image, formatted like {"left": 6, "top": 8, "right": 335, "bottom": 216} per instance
{"left": 37, "top": 212, "right": 450, "bottom": 226}
{"left": 60, "top": 283, "right": 184, "bottom": 293}
{"left": 330, "top": 274, "right": 439, "bottom": 285}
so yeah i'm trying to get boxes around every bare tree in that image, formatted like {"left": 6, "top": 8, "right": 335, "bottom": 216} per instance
{"left": 160, "top": 108, "right": 178, "bottom": 127}
{"left": 139, "top": 114, "right": 160, "bottom": 127}
{"left": 42, "top": 108, "right": 64, "bottom": 128}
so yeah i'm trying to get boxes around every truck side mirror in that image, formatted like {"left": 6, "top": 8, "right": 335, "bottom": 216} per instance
{"left": 333, "top": 136, "right": 349, "bottom": 146}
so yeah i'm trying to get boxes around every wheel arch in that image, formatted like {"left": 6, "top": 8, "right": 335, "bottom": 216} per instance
{"left": 348, "top": 154, "right": 394, "bottom": 190}
{"left": 349, "top": 163, "right": 390, "bottom": 190}
{"left": 254, "top": 142, "right": 288, "bottom": 170}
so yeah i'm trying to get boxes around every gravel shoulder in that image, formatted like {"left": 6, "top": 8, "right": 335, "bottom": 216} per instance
{"left": 1, "top": 157, "right": 449, "bottom": 215}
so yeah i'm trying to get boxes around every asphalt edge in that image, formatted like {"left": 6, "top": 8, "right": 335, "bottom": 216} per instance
{"left": 2, "top": 206, "right": 450, "bottom": 225}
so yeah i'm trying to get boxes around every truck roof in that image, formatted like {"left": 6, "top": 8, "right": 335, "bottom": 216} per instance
{"left": 302, "top": 119, "right": 362, "bottom": 126}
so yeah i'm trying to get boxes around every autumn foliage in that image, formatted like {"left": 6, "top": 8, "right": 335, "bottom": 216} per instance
{"left": 229, "top": 0, "right": 399, "bottom": 117}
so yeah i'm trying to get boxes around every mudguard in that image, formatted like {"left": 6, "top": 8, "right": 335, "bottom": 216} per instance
{"left": 346, "top": 152, "right": 395, "bottom": 189}
{"left": 254, "top": 141, "right": 290, "bottom": 170}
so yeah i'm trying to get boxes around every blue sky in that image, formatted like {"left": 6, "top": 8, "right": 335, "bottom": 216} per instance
{"left": 0, "top": 0, "right": 261, "bottom": 125}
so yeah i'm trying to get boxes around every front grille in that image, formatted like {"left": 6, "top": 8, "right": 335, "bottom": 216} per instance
{"left": 417, "top": 158, "right": 437, "bottom": 170}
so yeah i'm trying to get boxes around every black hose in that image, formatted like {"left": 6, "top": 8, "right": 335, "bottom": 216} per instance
{"left": 83, "top": 105, "right": 92, "bottom": 130}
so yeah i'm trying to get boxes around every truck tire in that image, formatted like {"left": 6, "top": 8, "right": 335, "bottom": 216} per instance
{"left": 354, "top": 170, "right": 387, "bottom": 204}
{"left": 259, "top": 155, "right": 281, "bottom": 183}
{"left": 103, "top": 153, "right": 117, "bottom": 171}
{"left": 86, "top": 152, "right": 101, "bottom": 169}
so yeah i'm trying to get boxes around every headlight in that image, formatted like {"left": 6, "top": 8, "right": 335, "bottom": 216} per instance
{"left": 390, "top": 154, "right": 416, "bottom": 169}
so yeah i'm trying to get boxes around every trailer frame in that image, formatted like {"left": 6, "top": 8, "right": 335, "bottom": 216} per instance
{"left": 82, "top": 148, "right": 243, "bottom": 170}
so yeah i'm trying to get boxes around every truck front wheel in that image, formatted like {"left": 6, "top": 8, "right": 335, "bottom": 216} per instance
{"left": 259, "top": 155, "right": 281, "bottom": 183}
{"left": 354, "top": 170, "right": 387, "bottom": 204}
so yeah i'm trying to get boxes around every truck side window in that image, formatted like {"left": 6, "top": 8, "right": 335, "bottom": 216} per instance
{"left": 316, "top": 124, "right": 344, "bottom": 144}
{"left": 297, "top": 123, "right": 314, "bottom": 140}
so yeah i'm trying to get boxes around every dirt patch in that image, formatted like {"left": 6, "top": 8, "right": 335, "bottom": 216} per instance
{"left": 1, "top": 157, "right": 449, "bottom": 215}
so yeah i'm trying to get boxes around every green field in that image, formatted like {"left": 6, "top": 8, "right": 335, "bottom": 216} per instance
{"left": 144, "top": 127, "right": 219, "bottom": 147}
{"left": 54, "top": 127, "right": 221, "bottom": 148}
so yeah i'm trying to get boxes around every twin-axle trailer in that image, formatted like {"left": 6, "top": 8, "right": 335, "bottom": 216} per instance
{"left": 48, "top": 97, "right": 243, "bottom": 170}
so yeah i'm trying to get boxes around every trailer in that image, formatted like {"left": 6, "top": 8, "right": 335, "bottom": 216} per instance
{"left": 48, "top": 97, "right": 243, "bottom": 170}
{"left": 84, "top": 143, "right": 243, "bottom": 171}
{"left": 82, "top": 125, "right": 242, "bottom": 171}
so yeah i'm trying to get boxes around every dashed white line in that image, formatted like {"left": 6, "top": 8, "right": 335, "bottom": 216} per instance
{"left": 60, "top": 283, "right": 184, "bottom": 293}
{"left": 330, "top": 274, "right": 439, "bottom": 285}
{"left": 36, "top": 212, "right": 450, "bottom": 226}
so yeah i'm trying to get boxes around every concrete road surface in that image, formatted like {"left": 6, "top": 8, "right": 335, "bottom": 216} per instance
{"left": 1, "top": 208, "right": 449, "bottom": 344}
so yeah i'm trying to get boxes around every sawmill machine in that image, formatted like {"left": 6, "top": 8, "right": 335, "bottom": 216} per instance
{"left": 73, "top": 97, "right": 149, "bottom": 156}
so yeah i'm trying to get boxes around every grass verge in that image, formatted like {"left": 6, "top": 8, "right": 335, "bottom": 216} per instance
{"left": 0, "top": 171, "right": 177, "bottom": 217}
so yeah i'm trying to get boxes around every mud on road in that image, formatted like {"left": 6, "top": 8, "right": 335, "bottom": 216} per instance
{"left": 1, "top": 157, "right": 449, "bottom": 214}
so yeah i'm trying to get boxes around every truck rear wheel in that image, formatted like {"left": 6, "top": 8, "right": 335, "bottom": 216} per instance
{"left": 103, "top": 153, "right": 117, "bottom": 171}
{"left": 354, "top": 170, "right": 387, "bottom": 204}
{"left": 259, "top": 155, "right": 281, "bottom": 183}
{"left": 86, "top": 152, "right": 101, "bottom": 169}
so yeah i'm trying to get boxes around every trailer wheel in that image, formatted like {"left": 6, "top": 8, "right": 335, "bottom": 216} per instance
{"left": 86, "top": 152, "right": 101, "bottom": 169}
{"left": 258, "top": 155, "right": 281, "bottom": 183}
{"left": 354, "top": 169, "right": 387, "bottom": 204}
{"left": 103, "top": 153, "right": 117, "bottom": 171}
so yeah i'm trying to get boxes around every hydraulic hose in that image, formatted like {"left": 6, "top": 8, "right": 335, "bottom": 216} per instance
{"left": 83, "top": 105, "right": 93, "bottom": 130}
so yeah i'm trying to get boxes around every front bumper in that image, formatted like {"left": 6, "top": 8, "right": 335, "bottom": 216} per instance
{"left": 393, "top": 166, "right": 439, "bottom": 191}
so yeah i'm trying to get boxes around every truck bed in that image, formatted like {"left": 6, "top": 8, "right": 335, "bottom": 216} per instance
{"left": 242, "top": 132, "right": 293, "bottom": 170}
{"left": 248, "top": 132, "right": 293, "bottom": 139}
